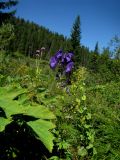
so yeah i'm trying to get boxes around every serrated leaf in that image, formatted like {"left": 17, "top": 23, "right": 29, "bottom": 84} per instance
{"left": 0, "top": 117, "right": 12, "bottom": 132}
{"left": 0, "top": 98, "right": 55, "bottom": 120}
{"left": 24, "top": 105, "right": 55, "bottom": 119}
{"left": 0, "top": 86, "right": 26, "bottom": 100}
{"left": 27, "top": 119, "right": 55, "bottom": 152}
{"left": 0, "top": 86, "right": 56, "bottom": 153}
{"left": 0, "top": 99, "right": 24, "bottom": 118}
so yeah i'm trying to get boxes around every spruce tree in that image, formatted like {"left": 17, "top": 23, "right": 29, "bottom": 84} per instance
{"left": 0, "top": 0, "right": 18, "bottom": 25}
{"left": 91, "top": 42, "right": 99, "bottom": 72}
{"left": 94, "top": 41, "right": 99, "bottom": 55}
{"left": 70, "top": 15, "right": 81, "bottom": 65}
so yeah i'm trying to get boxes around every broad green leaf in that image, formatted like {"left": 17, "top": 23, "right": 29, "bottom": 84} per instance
{"left": 0, "top": 87, "right": 55, "bottom": 119}
{"left": 0, "top": 86, "right": 26, "bottom": 100}
{"left": 0, "top": 117, "right": 12, "bottom": 132}
{"left": 17, "top": 93, "right": 29, "bottom": 104}
{"left": 0, "top": 99, "right": 24, "bottom": 118}
{"left": 0, "top": 85, "right": 56, "bottom": 153}
{"left": 24, "top": 105, "right": 55, "bottom": 119}
{"left": 27, "top": 119, "right": 55, "bottom": 152}
{"left": 0, "top": 99, "right": 55, "bottom": 120}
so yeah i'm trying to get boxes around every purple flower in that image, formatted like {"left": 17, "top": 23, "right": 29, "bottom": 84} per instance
{"left": 61, "top": 52, "right": 74, "bottom": 64}
{"left": 61, "top": 53, "right": 67, "bottom": 64}
{"left": 65, "top": 62, "right": 74, "bottom": 73}
{"left": 55, "top": 50, "right": 63, "bottom": 60}
{"left": 50, "top": 56, "right": 58, "bottom": 69}
{"left": 66, "top": 52, "right": 74, "bottom": 63}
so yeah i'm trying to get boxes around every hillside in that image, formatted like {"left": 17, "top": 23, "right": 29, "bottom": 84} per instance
{"left": 0, "top": 52, "right": 120, "bottom": 159}
{"left": 8, "top": 17, "right": 71, "bottom": 56}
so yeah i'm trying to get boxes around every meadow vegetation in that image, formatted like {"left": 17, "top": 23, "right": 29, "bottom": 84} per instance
{"left": 0, "top": 51, "right": 120, "bottom": 160}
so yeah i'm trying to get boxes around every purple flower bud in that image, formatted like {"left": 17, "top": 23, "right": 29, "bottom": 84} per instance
{"left": 65, "top": 62, "right": 74, "bottom": 73}
{"left": 68, "top": 52, "right": 74, "bottom": 59}
{"left": 61, "top": 53, "right": 67, "bottom": 64}
{"left": 66, "top": 52, "right": 73, "bottom": 62}
{"left": 55, "top": 50, "right": 63, "bottom": 60}
{"left": 62, "top": 52, "right": 74, "bottom": 64}
{"left": 50, "top": 56, "right": 58, "bottom": 69}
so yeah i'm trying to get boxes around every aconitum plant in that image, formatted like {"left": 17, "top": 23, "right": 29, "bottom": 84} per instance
{"left": 50, "top": 50, "right": 74, "bottom": 85}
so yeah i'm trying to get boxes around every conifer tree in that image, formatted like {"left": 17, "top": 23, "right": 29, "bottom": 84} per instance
{"left": 91, "top": 42, "right": 99, "bottom": 72}
{"left": 0, "top": 0, "right": 18, "bottom": 25}
{"left": 70, "top": 15, "right": 81, "bottom": 65}
{"left": 94, "top": 41, "right": 99, "bottom": 55}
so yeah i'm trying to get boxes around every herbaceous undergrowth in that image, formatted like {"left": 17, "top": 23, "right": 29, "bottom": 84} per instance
{"left": 0, "top": 84, "right": 56, "bottom": 159}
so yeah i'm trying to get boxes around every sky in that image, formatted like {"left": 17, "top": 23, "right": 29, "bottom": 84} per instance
{"left": 15, "top": 0, "right": 120, "bottom": 51}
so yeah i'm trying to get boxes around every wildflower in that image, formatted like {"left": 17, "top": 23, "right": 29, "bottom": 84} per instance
{"left": 61, "top": 53, "right": 67, "bottom": 64}
{"left": 55, "top": 50, "right": 63, "bottom": 60}
{"left": 50, "top": 56, "right": 58, "bottom": 69}
{"left": 50, "top": 50, "right": 74, "bottom": 86}
{"left": 66, "top": 52, "right": 74, "bottom": 63}
{"left": 61, "top": 52, "right": 74, "bottom": 64}
{"left": 65, "top": 62, "right": 74, "bottom": 73}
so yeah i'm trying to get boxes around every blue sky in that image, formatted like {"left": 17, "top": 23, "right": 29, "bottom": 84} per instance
{"left": 15, "top": 0, "right": 120, "bottom": 51}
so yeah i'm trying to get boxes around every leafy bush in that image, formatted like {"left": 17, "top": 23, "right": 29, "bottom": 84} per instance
{"left": 0, "top": 85, "right": 56, "bottom": 159}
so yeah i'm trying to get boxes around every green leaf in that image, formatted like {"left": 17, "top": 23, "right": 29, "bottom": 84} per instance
{"left": 78, "top": 146, "right": 87, "bottom": 157}
{"left": 0, "top": 86, "right": 26, "bottom": 100}
{"left": 27, "top": 119, "right": 55, "bottom": 152}
{"left": 0, "top": 86, "right": 56, "bottom": 153}
{"left": 86, "top": 143, "right": 93, "bottom": 149}
{"left": 86, "top": 113, "right": 91, "bottom": 120}
{"left": 49, "top": 156, "right": 59, "bottom": 160}
{"left": 0, "top": 117, "right": 12, "bottom": 132}
{"left": 81, "top": 95, "right": 86, "bottom": 101}
{"left": 76, "top": 98, "right": 81, "bottom": 105}
{"left": 0, "top": 99, "right": 24, "bottom": 118}
{"left": 24, "top": 105, "right": 55, "bottom": 119}
{"left": 0, "top": 87, "right": 55, "bottom": 119}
